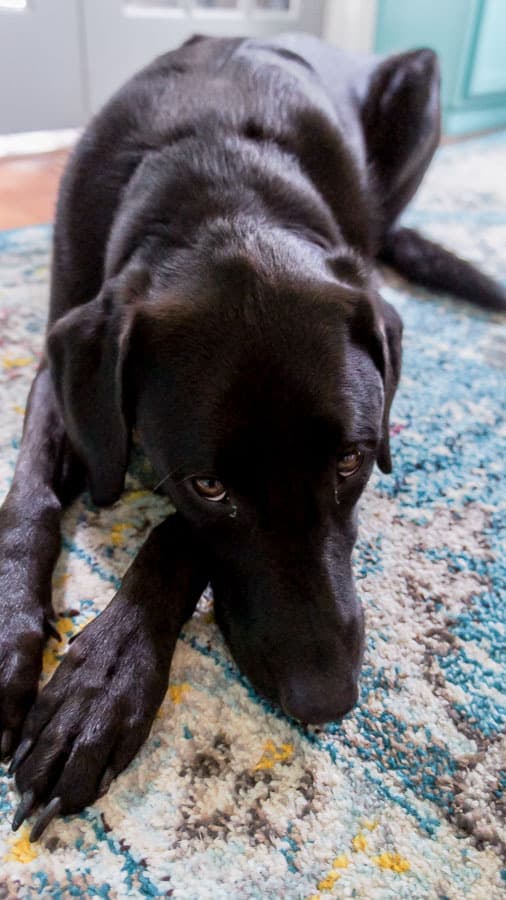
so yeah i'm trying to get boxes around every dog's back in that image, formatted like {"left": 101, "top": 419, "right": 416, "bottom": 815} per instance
{"left": 51, "top": 33, "right": 505, "bottom": 328}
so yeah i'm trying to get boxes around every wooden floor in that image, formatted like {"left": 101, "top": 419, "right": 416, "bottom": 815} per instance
{"left": 0, "top": 149, "right": 69, "bottom": 229}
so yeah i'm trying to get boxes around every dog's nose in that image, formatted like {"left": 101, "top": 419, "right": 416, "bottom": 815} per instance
{"left": 279, "top": 675, "right": 358, "bottom": 725}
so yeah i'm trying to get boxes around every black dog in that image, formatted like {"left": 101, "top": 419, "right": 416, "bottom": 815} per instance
{"left": 1, "top": 33, "right": 504, "bottom": 841}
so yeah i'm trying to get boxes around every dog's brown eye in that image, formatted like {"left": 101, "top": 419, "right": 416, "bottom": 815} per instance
{"left": 193, "top": 477, "right": 227, "bottom": 501}
{"left": 337, "top": 447, "right": 363, "bottom": 478}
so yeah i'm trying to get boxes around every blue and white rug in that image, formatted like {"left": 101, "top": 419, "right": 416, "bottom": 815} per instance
{"left": 0, "top": 132, "right": 505, "bottom": 899}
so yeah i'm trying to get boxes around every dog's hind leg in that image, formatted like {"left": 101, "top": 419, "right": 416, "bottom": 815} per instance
{"left": 0, "top": 363, "right": 84, "bottom": 760}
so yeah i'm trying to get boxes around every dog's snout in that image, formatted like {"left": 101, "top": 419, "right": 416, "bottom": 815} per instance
{"left": 279, "top": 674, "right": 358, "bottom": 725}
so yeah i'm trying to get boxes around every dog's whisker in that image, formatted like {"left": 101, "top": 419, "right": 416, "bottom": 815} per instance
{"left": 153, "top": 471, "right": 173, "bottom": 491}
{"left": 172, "top": 472, "right": 202, "bottom": 487}
{"left": 153, "top": 463, "right": 187, "bottom": 492}
{"left": 154, "top": 467, "right": 211, "bottom": 491}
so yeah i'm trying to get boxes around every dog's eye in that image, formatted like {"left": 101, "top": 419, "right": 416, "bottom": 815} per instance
{"left": 337, "top": 447, "right": 363, "bottom": 478}
{"left": 192, "top": 477, "right": 227, "bottom": 501}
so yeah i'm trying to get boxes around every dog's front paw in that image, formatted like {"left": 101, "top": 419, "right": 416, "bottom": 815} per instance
{"left": 0, "top": 499, "right": 61, "bottom": 762}
{"left": 10, "top": 606, "right": 169, "bottom": 840}
{"left": 0, "top": 605, "right": 47, "bottom": 763}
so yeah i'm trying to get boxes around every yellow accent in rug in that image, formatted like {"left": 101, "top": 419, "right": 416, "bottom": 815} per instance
{"left": 312, "top": 853, "right": 350, "bottom": 893}
{"left": 317, "top": 869, "right": 341, "bottom": 891}
{"left": 56, "top": 617, "right": 75, "bottom": 636}
{"left": 332, "top": 855, "right": 349, "bottom": 868}
{"left": 5, "top": 828, "right": 38, "bottom": 863}
{"left": 111, "top": 522, "right": 134, "bottom": 546}
{"left": 351, "top": 832, "right": 367, "bottom": 852}
{"left": 42, "top": 646, "right": 60, "bottom": 675}
{"left": 169, "top": 683, "right": 191, "bottom": 704}
{"left": 124, "top": 490, "right": 152, "bottom": 502}
{"left": 373, "top": 852, "right": 411, "bottom": 873}
{"left": 2, "top": 356, "right": 33, "bottom": 369}
{"left": 53, "top": 573, "right": 71, "bottom": 589}
{"left": 254, "top": 740, "right": 294, "bottom": 770}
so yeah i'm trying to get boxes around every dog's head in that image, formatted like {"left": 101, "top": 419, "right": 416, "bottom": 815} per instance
{"left": 47, "top": 226, "right": 402, "bottom": 724}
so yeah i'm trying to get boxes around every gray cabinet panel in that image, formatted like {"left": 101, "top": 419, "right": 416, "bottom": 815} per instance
{"left": 0, "top": 0, "right": 87, "bottom": 133}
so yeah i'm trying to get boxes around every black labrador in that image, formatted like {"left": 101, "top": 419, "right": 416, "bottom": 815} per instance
{"left": 1, "top": 34, "right": 504, "bottom": 840}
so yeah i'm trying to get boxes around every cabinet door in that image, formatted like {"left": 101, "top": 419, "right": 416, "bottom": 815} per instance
{"left": 468, "top": 0, "right": 506, "bottom": 96}
{"left": 82, "top": 0, "right": 325, "bottom": 115}
{"left": 374, "top": 0, "right": 506, "bottom": 135}
{"left": 0, "top": 0, "right": 86, "bottom": 133}
{"left": 374, "top": 0, "right": 481, "bottom": 108}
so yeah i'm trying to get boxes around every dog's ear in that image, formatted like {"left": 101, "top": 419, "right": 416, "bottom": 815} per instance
{"left": 349, "top": 293, "right": 403, "bottom": 474}
{"left": 375, "top": 296, "right": 403, "bottom": 473}
{"left": 47, "top": 277, "right": 139, "bottom": 506}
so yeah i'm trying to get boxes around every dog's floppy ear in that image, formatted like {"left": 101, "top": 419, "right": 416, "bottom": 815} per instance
{"left": 374, "top": 296, "right": 403, "bottom": 473}
{"left": 47, "top": 278, "right": 137, "bottom": 506}
{"left": 350, "top": 293, "right": 403, "bottom": 473}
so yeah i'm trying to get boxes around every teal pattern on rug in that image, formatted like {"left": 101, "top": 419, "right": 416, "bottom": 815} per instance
{"left": 0, "top": 132, "right": 505, "bottom": 899}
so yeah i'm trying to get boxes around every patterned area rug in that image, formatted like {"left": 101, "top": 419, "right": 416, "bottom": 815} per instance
{"left": 0, "top": 132, "right": 505, "bottom": 899}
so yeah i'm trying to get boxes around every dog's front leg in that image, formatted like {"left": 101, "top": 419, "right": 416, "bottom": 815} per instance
{"left": 0, "top": 365, "right": 84, "bottom": 760}
{"left": 10, "top": 513, "right": 208, "bottom": 841}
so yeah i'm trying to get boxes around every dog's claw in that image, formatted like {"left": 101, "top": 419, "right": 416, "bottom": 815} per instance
{"left": 44, "top": 617, "right": 62, "bottom": 643}
{"left": 98, "top": 767, "right": 115, "bottom": 798}
{"left": 12, "top": 789, "right": 36, "bottom": 832}
{"left": 1, "top": 729, "right": 13, "bottom": 761}
{"left": 8, "top": 737, "right": 33, "bottom": 775}
{"left": 29, "top": 796, "right": 62, "bottom": 842}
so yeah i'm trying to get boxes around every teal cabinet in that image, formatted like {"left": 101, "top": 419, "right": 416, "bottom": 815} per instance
{"left": 375, "top": 0, "right": 506, "bottom": 135}
{"left": 469, "top": 0, "right": 506, "bottom": 95}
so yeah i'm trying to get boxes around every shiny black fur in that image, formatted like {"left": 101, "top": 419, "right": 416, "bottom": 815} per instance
{"left": 1, "top": 33, "right": 504, "bottom": 838}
